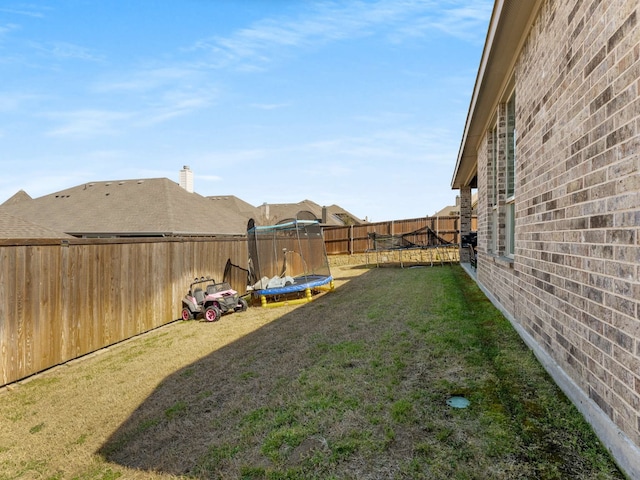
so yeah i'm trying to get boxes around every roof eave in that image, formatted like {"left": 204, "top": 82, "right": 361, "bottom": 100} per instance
{"left": 66, "top": 231, "right": 246, "bottom": 238}
{"left": 66, "top": 231, "right": 172, "bottom": 238}
{"left": 451, "top": 0, "right": 543, "bottom": 189}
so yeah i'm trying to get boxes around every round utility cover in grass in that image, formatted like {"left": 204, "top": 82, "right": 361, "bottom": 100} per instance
{"left": 447, "top": 396, "right": 470, "bottom": 409}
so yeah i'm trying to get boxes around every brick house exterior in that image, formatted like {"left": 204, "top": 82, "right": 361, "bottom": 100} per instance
{"left": 452, "top": 1, "right": 640, "bottom": 476}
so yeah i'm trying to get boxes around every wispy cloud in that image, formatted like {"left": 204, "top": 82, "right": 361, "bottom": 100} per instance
{"left": 137, "top": 87, "right": 218, "bottom": 125}
{"left": 24, "top": 42, "right": 104, "bottom": 62}
{"left": 93, "top": 66, "right": 202, "bottom": 93}
{"left": 7, "top": 39, "right": 104, "bottom": 65}
{"left": 37, "top": 0, "right": 488, "bottom": 138}
{"left": 42, "top": 84, "right": 218, "bottom": 137}
{"left": 189, "top": 3, "right": 374, "bottom": 69}
{"left": 189, "top": 125, "right": 454, "bottom": 184}
{"left": 91, "top": 66, "right": 218, "bottom": 124}
{"left": 249, "top": 102, "right": 290, "bottom": 110}
{"left": 198, "top": 174, "right": 222, "bottom": 182}
{"left": 40, "top": 41, "right": 104, "bottom": 61}
{"left": 189, "top": 0, "right": 490, "bottom": 70}
{"left": 0, "top": 5, "right": 47, "bottom": 18}
{"left": 0, "top": 23, "right": 20, "bottom": 38}
{"left": 300, "top": 126, "right": 455, "bottom": 164}
{"left": 43, "top": 109, "right": 133, "bottom": 137}
{"left": 395, "top": 2, "right": 493, "bottom": 43}
{"left": 0, "top": 92, "right": 42, "bottom": 111}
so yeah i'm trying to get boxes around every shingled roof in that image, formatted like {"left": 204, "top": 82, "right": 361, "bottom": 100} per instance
{"left": 207, "top": 195, "right": 260, "bottom": 223}
{"left": 0, "top": 178, "right": 248, "bottom": 237}
{"left": 256, "top": 200, "right": 363, "bottom": 226}
{"left": 0, "top": 210, "right": 72, "bottom": 239}
{"left": 1, "top": 189, "right": 32, "bottom": 207}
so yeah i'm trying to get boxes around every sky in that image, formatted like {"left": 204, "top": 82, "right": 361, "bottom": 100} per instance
{"left": 0, "top": 0, "right": 492, "bottom": 222}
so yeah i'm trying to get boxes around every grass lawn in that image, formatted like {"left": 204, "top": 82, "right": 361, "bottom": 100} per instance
{"left": 0, "top": 265, "right": 626, "bottom": 479}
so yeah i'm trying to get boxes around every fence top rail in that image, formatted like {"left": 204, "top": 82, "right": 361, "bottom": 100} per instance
{"left": 323, "top": 215, "right": 463, "bottom": 229}
{"left": 0, "top": 234, "right": 247, "bottom": 247}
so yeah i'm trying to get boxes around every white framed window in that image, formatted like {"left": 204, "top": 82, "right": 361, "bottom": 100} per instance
{"left": 489, "top": 124, "right": 498, "bottom": 254}
{"left": 505, "top": 91, "right": 516, "bottom": 258}
{"left": 491, "top": 208, "right": 498, "bottom": 254}
{"left": 506, "top": 202, "right": 515, "bottom": 257}
{"left": 490, "top": 125, "right": 498, "bottom": 206}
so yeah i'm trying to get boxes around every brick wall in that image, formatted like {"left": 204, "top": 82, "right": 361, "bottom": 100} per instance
{"left": 476, "top": 0, "right": 640, "bottom": 447}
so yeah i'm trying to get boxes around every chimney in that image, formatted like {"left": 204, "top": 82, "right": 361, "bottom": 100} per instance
{"left": 262, "top": 202, "right": 270, "bottom": 220}
{"left": 322, "top": 206, "right": 328, "bottom": 224}
{"left": 179, "top": 165, "right": 194, "bottom": 193}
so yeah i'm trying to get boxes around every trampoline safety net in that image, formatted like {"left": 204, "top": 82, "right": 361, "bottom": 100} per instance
{"left": 247, "top": 219, "right": 332, "bottom": 297}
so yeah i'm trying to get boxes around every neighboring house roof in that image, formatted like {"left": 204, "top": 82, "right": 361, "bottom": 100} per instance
{"left": 0, "top": 178, "right": 248, "bottom": 237}
{"left": 0, "top": 180, "right": 363, "bottom": 238}
{"left": 1, "top": 189, "right": 33, "bottom": 207}
{"left": 207, "top": 195, "right": 260, "bottom": 225}
{"left": 257, "top": 200, "right": 364, "bottom": 226}
{"left": 324, "top": 204, "right": 364, "bottom": 226}
{"left": 433, "top": 194, "right": 478, "bottom": 217}
{"left": 433, "top": 204, "right": 462, "bottom": 217}
{"left": 0, "top": 210, "right": 72, "bottom": 239}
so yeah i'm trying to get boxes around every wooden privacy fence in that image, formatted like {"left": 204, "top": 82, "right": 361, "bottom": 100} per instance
{"left": 0, "top": 237, "right": 248, "bottom": 387}
{"left": 0, "top": 215, "right": 474, "bottom": 387}
{"left": 323, "top": 216, "right": 477, "bottom": 255}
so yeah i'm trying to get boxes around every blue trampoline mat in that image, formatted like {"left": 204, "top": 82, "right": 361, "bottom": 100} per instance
{"left": 255, "top": 275, "right": 333, "bottom": 296}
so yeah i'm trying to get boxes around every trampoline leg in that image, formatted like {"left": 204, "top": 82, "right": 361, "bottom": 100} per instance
{"left": 305, "top": 288, "right": 312, "bottom": 302}
{"left": 261, "top": 295, "right": 267, "bottom": 307}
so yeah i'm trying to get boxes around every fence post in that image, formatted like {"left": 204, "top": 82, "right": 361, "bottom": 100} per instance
{"left": 349, "top": 225, "right": 353, "bottom": 255}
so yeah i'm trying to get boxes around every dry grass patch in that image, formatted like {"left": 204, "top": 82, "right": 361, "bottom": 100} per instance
{"left": 0, "top": 265, "right": 626, "bottom": 479}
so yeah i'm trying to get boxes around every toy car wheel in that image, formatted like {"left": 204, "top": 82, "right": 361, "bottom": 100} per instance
{"left": 181, "top": 307, "right": 193, "bottom": 321}
{"left": 204, "top": 306, "right": 221, "bottom": 322}
{"left": 238, "top": 298, "right": 248, "bottom": 311}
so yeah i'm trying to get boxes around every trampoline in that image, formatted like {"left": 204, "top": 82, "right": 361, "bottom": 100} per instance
{"left": 367, "top": 225, "right": 459, "bottom": 267}
{"left": 247, "top": 218, "right": 334, "bottom": 307}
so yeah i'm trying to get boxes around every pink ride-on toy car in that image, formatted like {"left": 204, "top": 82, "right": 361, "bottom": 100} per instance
{"left": 181, "top": 276, "right": 248, "bottom": 322}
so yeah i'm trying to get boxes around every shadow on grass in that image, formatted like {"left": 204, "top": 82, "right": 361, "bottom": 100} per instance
{"left": 98, "top": 268, "right": 381, "bottom": 477}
